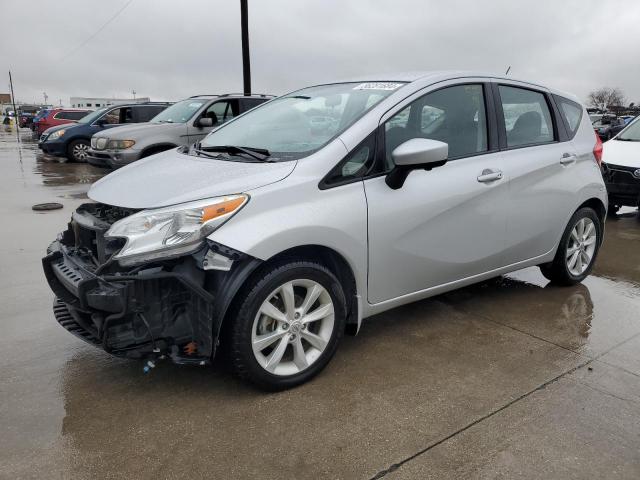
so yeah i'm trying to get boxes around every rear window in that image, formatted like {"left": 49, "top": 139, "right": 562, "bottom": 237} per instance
{"left": 499, "top": 86, "right": 555, "bottom": 148}
{"left": 555, "top": 96, "right": 583, "bottom": 138}
{"left": 55, "top": 111, "right": 89, "bottom": 120}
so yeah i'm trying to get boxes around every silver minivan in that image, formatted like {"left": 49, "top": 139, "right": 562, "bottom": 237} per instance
{"left": 43, "top": 72, "right": 607, "bottom": 390}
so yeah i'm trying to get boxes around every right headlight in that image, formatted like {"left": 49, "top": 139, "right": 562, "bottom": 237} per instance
{"left": 107, "top": 139, "right": 135, "bottom": 150}
{"left": 48, "top": 129, "right": 67, "bottom": 140}
{"left": 105, "top": 194, "right": 248, "bottom": 265}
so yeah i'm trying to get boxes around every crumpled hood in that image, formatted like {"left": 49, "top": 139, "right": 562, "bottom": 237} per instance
{"left": 93, "top": 122, "right": 182, "bottom": 140}
{"left": 602, "top": 139, "right": 640, "bottom": 168}
{"left": 89, "top": 149, "right": 297, "bottom": 209}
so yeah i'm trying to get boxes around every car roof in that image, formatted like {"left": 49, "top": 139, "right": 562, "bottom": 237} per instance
{"left": 188, "top": 93, "right": 275, "bottom": 99}
{"left": 322, "top": 70, "right": 580, "bottom": 102}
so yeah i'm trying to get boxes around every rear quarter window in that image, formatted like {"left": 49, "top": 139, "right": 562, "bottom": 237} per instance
{"left": 554, "top": 96, "right": 583, "bottom": 139}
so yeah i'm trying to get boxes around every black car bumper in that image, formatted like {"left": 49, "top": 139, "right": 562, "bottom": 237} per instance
{"left": 602, "top": 163, "right": 640, "bottom": 207}
{"left": 40, "top": 139, "right": 66, "bottom": 157}
{"left": 42, "top": 203, "right": 261, "bottom": 364}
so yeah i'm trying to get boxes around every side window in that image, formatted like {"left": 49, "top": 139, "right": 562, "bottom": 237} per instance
{"left": 122, "top": 107, "right": 134, "bottom": 123}
{"left": 554, "top": 95, "right": 582, "bottom": 139}
{"left": 103, "top": 108, "right": 123, "bottom": 124}
{"left": 240, "top": 98, "right": 265, "bottom": 112}
{"left": 322, "top": 132, "right": 376, "bottom": 187}
{"left": 499, "top": 86, "right": 554, "bottom": 147}
{"left": 135, "top": 106, "right": 164, "bottom": 122}
{"left": 67, "top": 111, "right": 89, "bottom": 120}
{"left": 53, "top": 112, "right": 67, "bottom": 120}
{"left": 202, "top": 100, "right": 239, "bottom": 125}
{"left": 384, "top": 84, "right": 488, "bottom": 168}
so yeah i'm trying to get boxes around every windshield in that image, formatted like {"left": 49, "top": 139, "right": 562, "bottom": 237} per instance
{"left": 77, "top": 108, "right": 107, "bottom": 124}
{"left": 617, "top": 118, "right": 640, "bottom": 141}
{"left": 200, "top": 82, "right": 405, "bottom": 160}
{"left": 151, "top": 99, "right": 207, "bottom": 123}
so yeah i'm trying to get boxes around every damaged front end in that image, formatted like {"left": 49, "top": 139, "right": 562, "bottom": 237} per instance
{"left": 42, "top": 203, "right": 261, "bottom": 365}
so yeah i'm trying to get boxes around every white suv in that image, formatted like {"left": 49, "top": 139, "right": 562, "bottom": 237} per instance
{"left": 43, "top": 72, "right": 606, "bottom": 390}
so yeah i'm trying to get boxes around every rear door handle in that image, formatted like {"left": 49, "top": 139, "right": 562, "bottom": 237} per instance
{"left": 477, "top": 169, "right": 503, "bottom": 183}
{"left": 560, "top": 153, "right": 577, "bottom": 166}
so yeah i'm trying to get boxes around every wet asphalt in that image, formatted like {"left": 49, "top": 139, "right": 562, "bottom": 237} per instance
{"left": 1, "top": 124, "right": 639, "bottom": 479}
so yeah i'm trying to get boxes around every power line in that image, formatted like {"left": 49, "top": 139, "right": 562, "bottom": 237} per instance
{"left": 59, "top": 0, "right": 135, "bottom": 62}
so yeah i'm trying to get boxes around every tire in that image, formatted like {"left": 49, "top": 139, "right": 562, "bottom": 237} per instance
{"left": 227, "top": 260, "right": 346, "bottom": 390}
{"left": 67, "top": 139, "right": 90, "bottom": 162}
{"left": 540, "top": 207, "right": 602, "bottom": 286}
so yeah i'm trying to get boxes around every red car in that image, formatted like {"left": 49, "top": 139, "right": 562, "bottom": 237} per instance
{"left": 34, "top": 108, "right": 92, "bottom": 136}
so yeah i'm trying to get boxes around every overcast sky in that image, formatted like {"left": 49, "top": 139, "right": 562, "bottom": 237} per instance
{"left": 2, "top": 0, "right": 640, "bottom": 106}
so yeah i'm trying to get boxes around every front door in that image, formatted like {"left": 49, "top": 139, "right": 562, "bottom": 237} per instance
{"left": 365, "top": 83, "right": 510, "bottom": 304}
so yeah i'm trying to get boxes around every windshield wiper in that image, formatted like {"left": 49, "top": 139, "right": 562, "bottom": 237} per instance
{"left": 197, "top": 144, "right": 272, "bottom": 161}
{"left": 615, "top": 137, "right": 638, "bottom": 142}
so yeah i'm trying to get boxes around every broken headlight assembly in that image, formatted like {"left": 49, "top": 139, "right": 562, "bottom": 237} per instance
{"left": 105, "top": 194, "right": 248, "bottom": 266}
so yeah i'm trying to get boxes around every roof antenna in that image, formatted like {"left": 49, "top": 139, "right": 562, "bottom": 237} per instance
{"left": 505, "top": 66, "right": 511, "bottom": 75}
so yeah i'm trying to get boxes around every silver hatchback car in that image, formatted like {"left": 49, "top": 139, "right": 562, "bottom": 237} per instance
{"left": 43, "top": 72, "right": 607, "bottom": 390}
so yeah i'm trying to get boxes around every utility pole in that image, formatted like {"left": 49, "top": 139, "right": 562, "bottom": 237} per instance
{"left": 132, "top": 89, "right": 136, "bottom": 100}
{"left": 8, "top": 71, "right": 19, "bottom": 141}
{"left": 43, "top": 91, "right": 48, "bottom": 105}
{"left": 240, "top": 0, "right": 251, "bottom": 95}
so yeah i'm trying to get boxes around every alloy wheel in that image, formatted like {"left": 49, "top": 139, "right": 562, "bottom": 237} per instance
{"left": 73, "top": 143, "right": 89, "bottom": 161}
{"left": 566, "top": 217, "right": 597, "bottom": 276}
{"left": 251, "top": 279, "right": 335, "bottom": 376}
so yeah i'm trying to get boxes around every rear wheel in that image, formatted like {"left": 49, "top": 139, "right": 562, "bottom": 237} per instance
{"left": 540, "top": 207, "right": 602, "bottom": 285}
{"left": 228, "top": 261, "right": 346, "bottom": 390}
{"left": 67, "top": 139, "right": 90, "bottom": 162}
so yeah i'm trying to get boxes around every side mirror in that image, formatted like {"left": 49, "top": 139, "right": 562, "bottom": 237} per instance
{"left": 96, "top": 118, "right": 107, "bottom": 127}
{"left": 197, "top": 117, "right": 214, "bottom": 128}
{"left": 385, "top": 138, "right": 448, "bottom": 189}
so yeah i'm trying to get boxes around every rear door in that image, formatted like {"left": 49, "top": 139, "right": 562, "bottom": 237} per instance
{"left": 494, "top": 83, "right": 577, "bottom": 264}
{"left": 365, "top": 81, "right": 511, "bottom": 303}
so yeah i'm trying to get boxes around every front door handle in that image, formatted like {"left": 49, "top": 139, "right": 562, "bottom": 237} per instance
{"left": 477, "top": 169, "right": 503, "bottom": 183}
{"left": 560, "top": 153, "right": 577, "bottom": 166}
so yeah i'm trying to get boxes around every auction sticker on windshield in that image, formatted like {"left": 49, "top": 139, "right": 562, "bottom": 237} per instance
{"left": 353, "top": 82, "right": 403, "bottom": 91}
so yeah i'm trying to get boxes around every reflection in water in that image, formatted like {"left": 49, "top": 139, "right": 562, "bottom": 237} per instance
{"left": 34, "top": 153, "right": 107, "bottom": 187}
{"left": 442, "top": 273, "right": 594, "bottom": 352}
{"left": 593, "top": 213, "right": 640, "bottom": 287}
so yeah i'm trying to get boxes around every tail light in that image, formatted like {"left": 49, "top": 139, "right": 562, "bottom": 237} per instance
{"left": 593, "top": 132, "right": 603, "bottom": 166}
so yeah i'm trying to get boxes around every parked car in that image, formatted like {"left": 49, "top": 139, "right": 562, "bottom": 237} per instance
{"left": 593, "top": 116, "right": 626, "bottom": 140}
{"left": 87, "top": 94, "right": 272, "bottom": 168}
{"left": 19, "top": 112, "right": 34, "bottom": 128}
{"left": 31, "top": 109, "right": 50, "bottom": 132}
{"left": 621, "top": 115, "right": 636, "bottom": 125}
{"left": 34, "top": 108, "right": 91, "bottom": 136}
{"left": 39, "top": 103, "right": 170, "bottom": 162}
{"left": 43, "top": 72, "right": 606, "bottom": 390}
{"left": 601, "top": 116, "right": 640, "bottom": 212}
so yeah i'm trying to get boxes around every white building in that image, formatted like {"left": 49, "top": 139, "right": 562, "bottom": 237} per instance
{"left": 70, "top": 97, "right": 151, "bottom": 108}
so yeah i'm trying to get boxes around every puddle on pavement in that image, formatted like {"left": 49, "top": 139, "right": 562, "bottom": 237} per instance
{"left": 0, "top": 126, "right": 107, "bottom": 191}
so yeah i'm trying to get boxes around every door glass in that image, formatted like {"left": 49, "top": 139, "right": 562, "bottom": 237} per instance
{"left": 202, "top": 100, "right": 238, "bottom": 126}
{"left": 384, "top": 84, "right": 488, "bottom": 169}
{"left": 103, "top": 108, "right": 123, "bottom": 124}
{"left": 499, "top": 86, "right": 554, "bottom": 147}
{"left": 323, "top": 132, "right": 376, "bottom": 186}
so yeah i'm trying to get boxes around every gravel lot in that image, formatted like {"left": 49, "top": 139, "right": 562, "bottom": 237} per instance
{"left": 1, "top": 125, "right": 639, "bottom": 479}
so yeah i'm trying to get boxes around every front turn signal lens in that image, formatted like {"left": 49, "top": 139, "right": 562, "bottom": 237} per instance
{"left": 202, "top": 196, "right": 247, "bottom": 223}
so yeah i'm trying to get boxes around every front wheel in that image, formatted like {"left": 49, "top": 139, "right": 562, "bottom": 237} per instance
{"left": 540, "top": 207, "right": 602, "bottom": 286}
{"left": 67, "top": 139, "right": 90, "bottom": 162}
{"left": 228, "top": 261, "right": 347, "bottom": 390}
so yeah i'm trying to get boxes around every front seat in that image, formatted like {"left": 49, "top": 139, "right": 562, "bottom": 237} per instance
{"left": 509, "top": 111, "right": 541, "bottom": 145}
